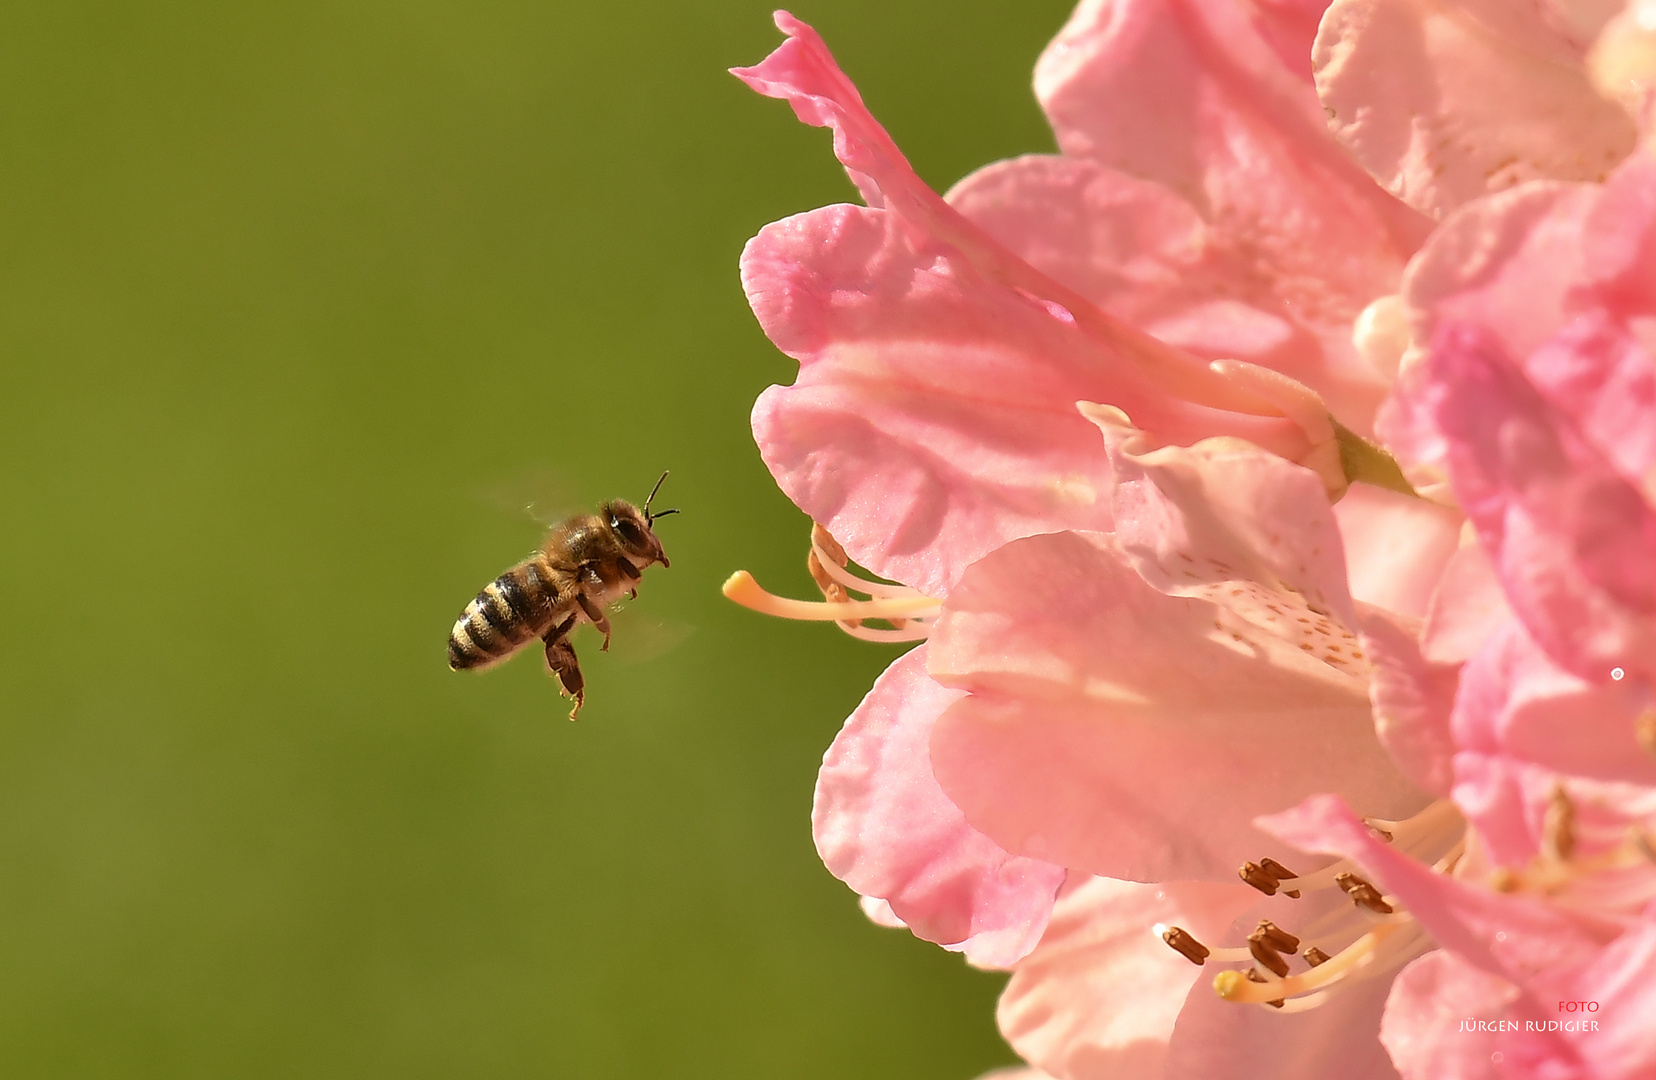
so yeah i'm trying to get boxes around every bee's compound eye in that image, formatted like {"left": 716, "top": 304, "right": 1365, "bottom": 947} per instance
{"left": 614, "top": 517, "right": 648, "bottom": 549}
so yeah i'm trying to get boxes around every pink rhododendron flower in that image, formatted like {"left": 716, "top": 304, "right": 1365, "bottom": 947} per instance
{"left": 725, "top": 3, "right": 1656, "bottom": 1079}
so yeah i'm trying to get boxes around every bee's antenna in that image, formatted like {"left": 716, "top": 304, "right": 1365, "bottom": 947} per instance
{"left": 648, "top": 508, "right": 680, "bottom": 523}
{"left": 643, "top": 470, "right": 670, "bottom": 519}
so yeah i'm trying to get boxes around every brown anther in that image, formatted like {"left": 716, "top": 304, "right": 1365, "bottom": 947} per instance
{"left": 1244, "top": 968, "right": 1286, "bottom": 1008}
{"left": 1489, "top": 867, "right": 1520, "bottom": 892}
{"left": 1303, "top": 946, "right": 1330, "bottom": 967}
{"left": 1248, "top": 933, "right": 1291, "bottom": 978}
{"left": 1239, "top": 861, "right": 1280, "bottom": 896}
{"left": 807, "top": 524, "right": 871, "bottom": 628}
{"left": 1162, "top": 925, "right": 1210, "bottom": 966}
{"left": 1542, "top": 784, "right": 1576, "bottom": 863}
{"left": 1335, "top": 871, "right": 1395, "bottom": 914}
{"left": 1254, "top": 919, "right": 1300, "bottom": 954}
{"left": 1364, "top": 820, "right": 1395, "bottom": 842}
{"left": 1258, "top": 857, "right": 1299, "bottom": 881}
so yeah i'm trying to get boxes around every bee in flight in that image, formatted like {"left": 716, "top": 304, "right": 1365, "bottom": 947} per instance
{"left": 448, "top": 472, "right": 677, "bottom": 718}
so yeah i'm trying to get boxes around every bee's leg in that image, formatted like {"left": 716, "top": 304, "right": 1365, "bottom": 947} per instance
{"left": 543, "top": 618, "right": 584, "bottom": 720}
{"left": 616, "top": 558, "right": 641, "bottom": 600}
{"left": 575, "top": 592, "right": 613, "bottom": 652}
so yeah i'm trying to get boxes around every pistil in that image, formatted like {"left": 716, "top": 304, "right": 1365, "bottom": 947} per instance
{"left": 723, "top": 525, "right": 943, "bottom": 643}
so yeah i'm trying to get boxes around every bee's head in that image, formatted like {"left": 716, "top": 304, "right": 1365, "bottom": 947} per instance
{"left": 604, "top": 499, "right": 670, "bottom": 569}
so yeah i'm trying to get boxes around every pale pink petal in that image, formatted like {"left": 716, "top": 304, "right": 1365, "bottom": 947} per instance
{"left": 812, "top": 646, "right": 1066, "bottom": 968}
{"left": 1420, "top": 542, "right": 1511, "bottom": 667}
{"left": 946, "top": 153, "right": 1388, "bottom": 430}
{"left": 1579, "top": 142, "right": 1656, "bottom": 312}
{"left": 1313, "top": 0, "right": 1636, "bottom": 219}
{"left": 1333, "top": 481, "right": 1463, "bottom": 620}
{"left": 1380, "top": 884, "right": 1656, "bottom": 1080}
{"left": 1035, "top": 0, "right": 1430, "bottom": 367}
{"left": 1380, "top": 950, "right": 1514, "bottom": 1080}
{"left": 1411, "top": 322, "right": 1656, "bottom": 681}
{"left": 998, "top": 875, "right": 1257, "bottom": 1080}
{"left": 1096, "top": 415, "right": 1361, "bottom": 635}
{"left": 1568, "top": 914, "right": 1656, "bottom": 1079}
{"left": 1398, "top": 182, "right": 1599, "bottom": 371}
{"left": 1359, "top": 607, "right": 1460, "bottom": 797}
{"left": 1451, "top": 620, "right": 1656, "bottom": 795}
{"left": 928, "top": 531, "right": 1420, "bottom": 883}
{"left": 737, "top": 14, "right": 1338, "bottom": 594}
{"left": 1166, "top": 937, "right": 1401, "bottom": 1080}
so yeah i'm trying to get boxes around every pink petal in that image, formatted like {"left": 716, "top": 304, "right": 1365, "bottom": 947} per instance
{"left": 998, "top": 874, "right": 1258, "bottom": 1080}
{"left": 1568, "top": 914, "right": 1656, "bottom": 1079}
{"left": 1413, "top": 322, "right": 1656, "bottom": 681}
{"left": 946, "top": 152, "right": 1387, "bottom": 431}
{"left": 1380, "top": 950, "right": 1514, "bottom": 1080}
{"left": 1035, "top": 0, "right": 1430, "bottom": 425}
{"left": 1380, "top": 892, "right": 1656, "bottom": 1080}
{"left": 1313, "top": 0, "right": 1635, "bottom": 219}
{"left": 1451, "top": 620, "right": 1656, "bottom": 793}
{"left": 1333, "top": 481, "right": 1462, "bottom": 621}
{"left": 1359, "top": 607, "right": 1460, "bottom": 797}
{"left": 928, "top": 530, "right": 1421, "bottom": 882}
{"left": 736, "top": 14, "right": 1339, "bottom": 594}
{"left": 812, "top": 646, "right": 1066, "bottom": 968}
{"left": 1420, "top": 542, "right": 1511, "bottom": 667}
{"left": 1098, "top": 415, "right": 1361, "bottom": 635}
{"left": 1579, "top": 148, "right": 1656, "bottom": 313}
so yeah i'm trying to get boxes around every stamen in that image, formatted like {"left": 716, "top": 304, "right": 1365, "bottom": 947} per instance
{"left": 1542, "top": 784, "right": 1576, "bottom": 864}
{"left": 1248, "top": 933, "right": 1291, "bottom": 978}
{"left": 1335, "top": 872, "right": 1395, "bottom": 914}
{"left": 1254, "top": 919, "right": 1300, "bottom": 953}
{"left": 1214, "top": 921, "right": 1407, "bottom": 1005}
{"left": 807, "top": 525, "right": 915, "bottom": 599}
{"left": 1239, "top": 861, "right": 1282, "bottom": 896}
{"left": 1238, "top": 858, "right": 1301, "bottom": 897}
{"left": 1244, "top": 968, "right": 1285, "bottom": 1007}
{"left": 1260, "top": 857, "right": 1302, "bottom": 897}
{"left": 1303, "top": 946, "right": 1330, "bottom": 967}
{"left": 1158, "top": 925, "right": 1211, "bottom": 966}
{"left": 722, "top": 571, "right": 941, "bottom": 623}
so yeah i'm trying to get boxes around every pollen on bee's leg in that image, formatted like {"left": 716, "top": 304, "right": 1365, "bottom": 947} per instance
{"left": 1157, "top": 924, "right": 1211, "bottom": 966}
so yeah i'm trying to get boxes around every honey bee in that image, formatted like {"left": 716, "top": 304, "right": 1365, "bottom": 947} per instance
{"left": 448, "top": 472, "right": 676, "bottom": 718}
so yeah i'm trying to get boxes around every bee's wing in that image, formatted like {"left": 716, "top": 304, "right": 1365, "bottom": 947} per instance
{"left": 572, "top": 602, "right": 694, "bottom": 665}
{"left": 472, "top": 465, "right": 579, "bottom": 528}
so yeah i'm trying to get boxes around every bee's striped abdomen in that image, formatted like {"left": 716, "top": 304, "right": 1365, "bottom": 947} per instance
{"left": 447, "top": 559, "right": 557, "bottom": 670}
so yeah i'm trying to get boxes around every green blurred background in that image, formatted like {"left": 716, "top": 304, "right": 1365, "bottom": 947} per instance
{"left": 0, "top": 2, "right": 1076, "bottom": 1075}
